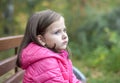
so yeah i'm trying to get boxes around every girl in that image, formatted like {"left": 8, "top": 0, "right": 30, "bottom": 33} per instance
{"left": 16, "top": 9, "right": 82, "bottom": 83}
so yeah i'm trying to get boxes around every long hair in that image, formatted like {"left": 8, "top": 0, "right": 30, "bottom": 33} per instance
{"left": 16, "top": 9, "right": 61, "bottom": 67}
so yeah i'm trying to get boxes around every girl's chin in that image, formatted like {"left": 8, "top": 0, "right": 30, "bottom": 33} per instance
{"left": 57, "top": 47, "right": 67, "bottom": 51}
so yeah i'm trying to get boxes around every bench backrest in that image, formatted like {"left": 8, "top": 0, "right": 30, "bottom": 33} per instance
{"left": 0, "top": 35, "right": 24, "bottom": 83}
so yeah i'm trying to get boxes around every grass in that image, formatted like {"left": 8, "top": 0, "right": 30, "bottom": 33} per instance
{"left": 72, "top": 57, "right": 120, "bottom": 83}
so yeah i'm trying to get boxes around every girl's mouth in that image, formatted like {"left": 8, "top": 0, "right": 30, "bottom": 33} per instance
{"left": 63, "top": 41, "right": 68, "bottom": 45}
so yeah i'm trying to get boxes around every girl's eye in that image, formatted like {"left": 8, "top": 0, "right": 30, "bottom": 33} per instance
{"left": 54, "top": 30, "right": 60, "bottom": 34}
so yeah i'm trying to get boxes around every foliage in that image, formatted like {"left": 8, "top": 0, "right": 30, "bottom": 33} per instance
{"left": 72, "top": 7, "right": 120, "bottom": 73}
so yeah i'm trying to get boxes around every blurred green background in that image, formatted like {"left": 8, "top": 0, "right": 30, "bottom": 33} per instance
{"left": 0, "top": 0, "right": 120, "bottom": 83}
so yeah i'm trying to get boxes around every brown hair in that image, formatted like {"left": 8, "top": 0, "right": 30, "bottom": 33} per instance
{"left": 16, "top": 9, "right": 61, "bottom": 67}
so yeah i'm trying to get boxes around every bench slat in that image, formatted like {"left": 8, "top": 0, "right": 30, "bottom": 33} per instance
{"left": 0, "top": 35, "right": 23, "bottom": 51}
{"left": 4, "top": 70, "right": 24, "bottom": 83}
{"left": 0, "top": 56, "right": 17, "bottom": 76}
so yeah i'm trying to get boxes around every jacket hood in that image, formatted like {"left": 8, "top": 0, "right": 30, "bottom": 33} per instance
{"left": 21, "top": 42, "right": 68, "bottom": 69}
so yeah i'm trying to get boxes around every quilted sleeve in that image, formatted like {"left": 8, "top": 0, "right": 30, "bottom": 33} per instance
{"left": 34, "top": 67, "right": 69, "bottom": 83}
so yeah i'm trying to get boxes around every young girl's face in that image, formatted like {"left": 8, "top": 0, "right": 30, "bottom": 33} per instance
{"left": 42, "top": 17, "right": 68, "bottom": 52}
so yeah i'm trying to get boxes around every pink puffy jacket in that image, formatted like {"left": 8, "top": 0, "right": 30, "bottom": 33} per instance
{"left": 21, "top": 42, "right": 82, "bottom": 83}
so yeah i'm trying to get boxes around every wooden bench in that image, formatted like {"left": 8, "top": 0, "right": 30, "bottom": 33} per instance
{"left": 0, "top": 35, "right": 24, "bottom": 83}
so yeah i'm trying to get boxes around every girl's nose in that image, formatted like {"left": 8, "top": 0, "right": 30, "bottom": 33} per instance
{"left": 62, "top": 32, "right": 68, "bottom": 40}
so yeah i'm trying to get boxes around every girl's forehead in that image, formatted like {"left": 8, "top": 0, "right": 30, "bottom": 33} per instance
{"left": 46, "top": 17, "right": 65, "bottom": 31}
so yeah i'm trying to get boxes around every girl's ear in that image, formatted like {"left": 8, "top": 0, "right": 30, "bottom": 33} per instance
{"left": 37, "top": 35, "right": 46, "bottom": 46}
